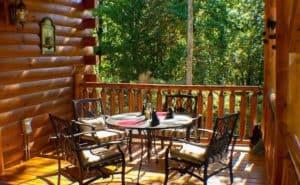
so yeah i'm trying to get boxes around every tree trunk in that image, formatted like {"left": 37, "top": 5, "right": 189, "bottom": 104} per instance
{"left": 186, "top": 0, "right": 193, "bottom": 85}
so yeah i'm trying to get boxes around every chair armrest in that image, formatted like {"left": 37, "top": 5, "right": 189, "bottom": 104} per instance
{"left": 72, "top": 130, "right": 98, "bottom": 137}
{"left": 196, "top": 128, "right": 214, "bottom": 134}
{"left": 73, "top": 121, "right": 96, "bottom": 130}
{"left": 170, "top": 138, "right": 204, "bottom": 148}
{"left": 78, "top": 140, "right": 124, "bottom": 151}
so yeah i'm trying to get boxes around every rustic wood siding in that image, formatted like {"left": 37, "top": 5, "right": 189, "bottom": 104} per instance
{"left": 0, "top": 0, "right": 96, "bottom": 168}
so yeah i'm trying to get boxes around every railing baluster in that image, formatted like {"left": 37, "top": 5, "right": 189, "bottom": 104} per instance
{"left": 206, "top": 90, "right": 213, "bottom": 130}
{"left": 146, "top": 89, "right": 152, "bottom": 103}
{"left": 101, "top": 88, "right": 107, "bottom": 114}
{"left": 197, "top": 90, "right": 203, "bottom": 116}
{"left": 239, "top": 91, "right": 247, "bottom": 141}
{"left": 229, "top": 90, "right": 235, "bottom": 114}
{"left": 176, "top": 91, "right": 182, "bottom": 110}
{"left": 82, "top": 87, "right": 88, "bottom": 99}
{"left": 110, "top": 89, "right": 116, "bottom": 115}
{"left": 218, "top": 90, "right": 224, "bottom": 117}
{"left": 119, "top": 89, "right": 124, "bottom": 113}
{"left": 128, "top": 88, "right": 134, "bottom": 112}
{"left": 249, "top": 91, "right": 258, "bottom": 137}
{"left": 137, "top": 89, "right": 143, "bottom": 112}
{"left": 165, "top": 89, "right": 172, "bottom": 110}
{"left": 92, "top": 87, "right": 97, "bottom": 98}
{"left": 157, "top": 89, "right": 162, "bottom": 111}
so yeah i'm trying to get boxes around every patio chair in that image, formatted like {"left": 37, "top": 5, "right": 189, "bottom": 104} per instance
{"left": 164, "top": 113, "right": 239, "bottom": 185}
{"left": 158, "top": 94, "right": 201, "bottom": 148}
{"left": 72, "top": 98, "right": 126, "bottom": 144}
{"left": 49, "top": 114, "right": 126, "bottom": 185}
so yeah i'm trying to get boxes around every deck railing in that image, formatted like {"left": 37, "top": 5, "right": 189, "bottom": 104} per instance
{"left": 80, "top": 82, "right": 263, "bottom": 143}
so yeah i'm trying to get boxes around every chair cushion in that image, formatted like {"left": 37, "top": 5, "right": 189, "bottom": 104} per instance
{"left": 82, "top": 129, "right": 126, "bottom": 143}
{"left": 170, "top": 143, "right": 207, "bottom": 163}
{"left": 81, "top": 147, "right": 122, "bottom": 165}
{"left": 157, "top": 129, "right": 187, "bottom": 138}
{"left": 79, "top": 117, "right": 106, "bottom": 131}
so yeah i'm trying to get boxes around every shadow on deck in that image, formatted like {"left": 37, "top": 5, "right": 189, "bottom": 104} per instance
{"left": 0, "top": 144, "right": 265, "bottom": 185}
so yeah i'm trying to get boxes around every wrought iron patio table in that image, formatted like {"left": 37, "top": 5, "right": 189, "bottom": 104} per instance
{"left": 106, "top": 112, "right": 195, "bottom": 184}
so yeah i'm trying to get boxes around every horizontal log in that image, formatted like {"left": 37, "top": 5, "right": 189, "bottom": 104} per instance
{"left": 24, "top": 0, "right": 83, "bottom": 8}
{"left": 1, "top": 104, "right": 73, "bottom": 142}
{"left": 2, "top": 136, "right": 23, "bottom": 154}
{"left": 0, "top": 23, "right": 93, "bottom": 38}
{"left": 0, "top": 66, "right": 75, "bottom": 85}
{"left": 32, "top": 123, "right": 53, "bottom": 139}
{"left": 0, "top": 33, "right": 95, "bottom": 46}
{"left": 3, "top": 148, "right": 24, "bottom": 168}
{"left": 0, "top": 77, "right": 73, "bottom": 99}
{"left": 0, "top": 33, "right": 39, "bottom": 45}
{"left": 25, "top": 0, "right": 92, "bottom": 19}
{"left": 1, "top": 121, "right": 22, "bottom": 141}
{"left": 29, "top": 12, "right": 82, "bottom": 28}
{"left": 0, "top": 45, "right": 94, "bottom": 58}
{"left": 0, "top": 98, "right": 71, "bottom": 125}
{"left": 30, "top": 134, "right": 52, "bottom": 155}
{"left": 0, "top": 87, "right": 72, "bottom": 113}
{"left": 0, "top": 56, "right": 84, "bottom": 72}
{"left": 32, "top": 106, "right": 73, "bottom": 130}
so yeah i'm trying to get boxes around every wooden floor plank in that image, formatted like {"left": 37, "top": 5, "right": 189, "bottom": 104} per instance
{"left": 0, "top": 144, "right": 266, "bottom": 185}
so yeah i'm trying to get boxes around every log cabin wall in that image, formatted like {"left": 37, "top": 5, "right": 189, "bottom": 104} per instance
{"left": 0, "top": 0, "right": 97, "bottom": 170}
{"left": 264, "top": 0, "right": 300, "bottom": 184}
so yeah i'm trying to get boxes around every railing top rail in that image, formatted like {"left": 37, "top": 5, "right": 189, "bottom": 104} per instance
{"left": 81, "top": 82, "right": 263, "bottom": 92}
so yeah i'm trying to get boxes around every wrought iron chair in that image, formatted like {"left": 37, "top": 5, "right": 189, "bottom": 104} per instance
{"left": 49, "top": 114, "right": 126, "bottom": 185}
{"left": 72, "top": 98, "right": 126, "bottom": 144}
{"left": 164, "top": 113, "right": 239, "bottom": 185}
{"left": 158, "top": 94, "right": 201, "bottom": 148}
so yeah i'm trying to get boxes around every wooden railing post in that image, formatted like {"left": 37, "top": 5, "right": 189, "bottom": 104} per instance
{"left": 239, "top": 91, "right": 247, "bottom": 141}
{"left": 206, "top": 90, "right": 213, "bottom": 129}
{"left": 229, "top": 90, "right": 235, "bottom": 114}
{"left": 101, "top": 88, "right": 107, "bottom": 114}
{"left": 137, "top": 89, "right": 143, "bottom": 112}
{"left": 157, "top": 89, "right": 162, "bottom": 111}
{"left": 249, "top": 91, "right": 258, "bottom": 137}
{"left": 128, "top": 88, "right": 134, "bottom": 112}
{"left": 218, "top": 90, "right": 224, "bottom": 117}
{"left": 110, "top": 89, "right": 116, "bottom": 115}
{"left": 119, "top": 89, "right": 124, "bottom": 113}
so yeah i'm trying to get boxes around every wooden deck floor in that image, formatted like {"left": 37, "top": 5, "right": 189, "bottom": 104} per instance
{"left": 0, "top": 143, "right": 265, "bottom": 185}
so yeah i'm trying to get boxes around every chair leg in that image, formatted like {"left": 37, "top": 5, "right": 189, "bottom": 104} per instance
{"left": 229, "top": 160, "right": 234, "bottom": 184}
{"left": 121, "top": 157, "right": 126, "bottom": 185}
{"left": 203, "top": 164, "right": 208, "bottom": 185}
{"left": 57, "top": 154, "right": 61, "bottom": 185}
{"left": 164, "top": 149, "right": 170, "bottom": 185}
{"left": 128, "top": 130, "right": 132, "bottom": 161}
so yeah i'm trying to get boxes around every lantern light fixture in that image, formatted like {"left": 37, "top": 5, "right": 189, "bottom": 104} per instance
{"left": 9, "top": 0, "right": 28, "bottom": 28}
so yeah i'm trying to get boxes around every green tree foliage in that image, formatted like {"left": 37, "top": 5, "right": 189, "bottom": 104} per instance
{"left": 94, "top": 0, "right": 264, "bottom": 85}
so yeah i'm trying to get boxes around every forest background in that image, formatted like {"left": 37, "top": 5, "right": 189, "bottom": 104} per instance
{"left": 93, "top": 0, "right": 264, "bottom": 86}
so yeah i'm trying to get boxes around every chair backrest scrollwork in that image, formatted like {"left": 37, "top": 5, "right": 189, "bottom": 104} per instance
{"left": 205, "top": 113, "right": 239, "bottom": 162}
{"left": 72, "top": 98, "right": 104, "bottom": 120}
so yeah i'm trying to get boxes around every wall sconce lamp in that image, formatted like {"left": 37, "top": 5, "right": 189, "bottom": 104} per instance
{"left": 9, "top": 0, "right": 27, "bottom": 28}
